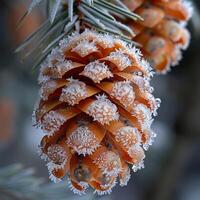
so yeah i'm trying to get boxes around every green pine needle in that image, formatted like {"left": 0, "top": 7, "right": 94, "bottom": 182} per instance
{"left": 0, "top": 163, "right": 93, "bottom": 200}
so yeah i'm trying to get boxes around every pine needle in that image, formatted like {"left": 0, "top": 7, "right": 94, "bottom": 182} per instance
{"left": 78, "top": 5, "right": 106, "bottom": 29}
{"left": 50, "top": 0, "right": 62, "bottom": 24}
{"left": 0, "top": 163, "right": 93, "bottom": 200}
{"left": 68, "top": 0, "right": 74, "bottom": 22}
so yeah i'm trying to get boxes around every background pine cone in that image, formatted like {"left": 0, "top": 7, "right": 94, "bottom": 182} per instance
{"left": 33, "top": 30, "right": 160, "bottom": 195}
{"left": 123, "top": 0, "right": 193, "bottom": 73}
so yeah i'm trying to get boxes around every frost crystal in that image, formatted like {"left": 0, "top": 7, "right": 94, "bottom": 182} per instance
{"left": 72, "top": 40, "right": 98, "bottom": 57}
{"left": 107, "top": 50, "right": 132, "bottom": 70}
{"left": 143, "top": 130, "right": 157, "bottom": 151}
{"left": 115, "top": 126, "right": 141, "bottom": 148}
{"left": 42, "top": 111, "right": 66, "bottom": 136}
{"left": 143, "top": 92, "right": 161, "bottom": 116}
{"left": 183, "top": 0, "right": 193, "bottom": 20}
{"left": 46, "top": 144, "right": 68, "bottom": 183}
{"left": 87, "top": 95, "right": 119, "bottom": 125}
{"left": 132, "top": 160, "right": 145, "bottom": 173}
{"left": 119, "top": 167, "right": 131, "bottom": 187}
{"left": 140, "top": 59, "right": 154, "bottom": 78}
{"left": 128, "top": 144, "right": 145, "bottom": 168}
{"left": 131, "top": 75, "right": 151, "bottom": 92}
{"left": 39, "top": 81, "right": 57, "bottom": 100}
{"left": 49, "top": 47, "right": 65, "bottom": 63}
{"left": 32, "top": 98, "right": 40, "bottom": 126}
{"left": 95, "top": 34, "right": 115, "bottom": 49}
{"left": 122, "top": 45, "right": 153, "bottom": 76}
{"left": 59, "top": 79, "right": 87, "bottom": 106}
{"left": 67, "top": 126, "right": 99, "bottom": 155}
{"left": 94, "top": 151, "right": 121, "bottom": 176}
{"left": 82, "top": 61, "right": 113, "bottom": 83}
{"left": 111, "top": 81, "right": 135, "bottom": 107}
{"left": 125, "top": 44, "right": 154, "bottom": 77}
{"left": 171, "top": 47, "right": 183, "bottom": 67}
{"left": 132, "top": 103, "right": 152, "bottom": 122}
{"left": 38, "top": 64, "right": 51, "bottom": 84}
{"left": 47, "top": 162, "right": 62, "bottom": 183}
{"left": 127, "top": 45, "right": 142, "bottom": 62}
{"left": 50, "top": 60, "right": 74, "bottom": 79}
{"left": 37, "top": 145, "right": 48, "bottom": 161}
{"left": 68, "top": 180, "right": 88, "bottom": 195}
{"left": 47, "top": 144, "right": 67, "bottom": 165}
{"left": 38, "top": 48, "right": 65, "bottom": 84}
{"left": 94, "top": 179, "right": 117, "bottom": 196}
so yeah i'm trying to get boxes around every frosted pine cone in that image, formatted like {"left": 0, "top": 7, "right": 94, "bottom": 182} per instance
{"left": 123, "top": 0, "right": 193, "bottom": 73}
{"left": 34, "top": 30, "right": 160, "bottom": 195}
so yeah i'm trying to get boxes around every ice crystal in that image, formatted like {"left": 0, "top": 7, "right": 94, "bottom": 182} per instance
{"left": 132, "top": 160, "right": 145, "bottom": 173}
{"left": 115, "top": 126, "right": 141, "bottom": 148}
{"left": 47, "top": 162, "right": 62, "bottom": 183}
{"left": 94, "top": 179, "right": 117, "bottom": 196}
{"left": 131, "top": 75, "right": 151, "bottom": 92}
{"left": 42, "top": 111, "right": 66, "bottom": 136}
{"left": 50, "top": 60, "right": 74, "bottom": 79}
{"left": 39, "top": 81, "right": 57, "bottom": 100}
{"left": 132, "top": 103, "right": 152, "bottom": 122}
{"left": 67, "top": 126, "right": 99, "bottom": 155}
{"left": 38, "top": 48, "right": 74, "bottom": 84}
{"left": 143, "top": 130, "right": 157, "bottom": 151}
{"left": 38, "top": 145, "right": 48, "bottom": 161}
{"left": 111, "top": 81, "right": 135, "bottom": 107}
{"left": 50, "top": 47, "right": 64, "bottom": 63}
{"left": 183, "top": 0, "right": 193, "bottom": 20}
{"left": 72, "top": 40, "right": 98, "bottom": 57}
{"left": 171, "top": 47, "right": 183, "bottom": 67}
{"left": 59, "top": 79, "right": 87, "bottom": 106}
{"left": 107, "top": 50, "right": 132, "bottom": 70}
{"left": 94, "top": 188, "right": 112, "bottom": 196}
{"left": 122, "top": 45, "right": 153, "bottom": 78}
{"left": 94, "top": 151, "right": 121, "bottom": 176}
{"left": 68, "top": 180, "right": 88, "bottom": 195}
{"left": 143, "top": 93, "right": 161, "bottom": 116}
{"left": 119, "top": 167, "right": 131, "bottom": 187}
{"left": 95, "top": 34, "right": 115, "bottom": 49}
{"left": 82, "top": 61, "right": 113, "bottom": 83}
{"left": 128, "top": 144, "right": 145, "bottom": 168}
{"left": 140, "top": 59, "right": 154, "bottom": 78}
{"left": 38, "top": 64, "right": 51, "bottom": 84}
{"left": 47, "top": 144, "right": 67, "bottom": 165}
{"left": 127, "top": 45, "right": 142, "bottom": 62}
{"left": 32, "top": 98, "right": 40, "bottom": 126}
{"left": 87, "top": 95, "right": 119, "bottom": 125}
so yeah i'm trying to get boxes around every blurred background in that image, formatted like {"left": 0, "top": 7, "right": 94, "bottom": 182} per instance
{"left": 0, "top": 0, "right": 200, "bottom": 200}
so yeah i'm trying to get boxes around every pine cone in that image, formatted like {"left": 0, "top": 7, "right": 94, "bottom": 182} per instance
{"left": 123, "top": 0, "right": 192, "bottom": 73}
{"left": 33, "top": 30, "right": 160, "bottom": 195}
